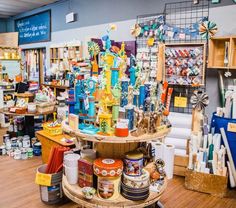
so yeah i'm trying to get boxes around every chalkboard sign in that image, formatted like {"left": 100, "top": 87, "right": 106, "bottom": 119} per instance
{"left": 15, "top": 10, "right": 51, "bottom": 45}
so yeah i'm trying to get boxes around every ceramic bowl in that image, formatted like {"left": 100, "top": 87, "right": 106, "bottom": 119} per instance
{"left": 82, "top": 187, "right": 96, "bottom": 200}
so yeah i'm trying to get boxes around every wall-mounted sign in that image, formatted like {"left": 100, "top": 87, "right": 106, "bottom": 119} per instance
{"left": 15, "top": 10, "right": 51, "bottom": 45}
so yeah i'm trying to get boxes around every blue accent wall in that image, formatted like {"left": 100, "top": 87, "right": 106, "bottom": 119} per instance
{"left": 0, "top": 18, "right": 7, "bottom": 33}
{"left": 6, "top": 0, "right": 236, "bottom": 33}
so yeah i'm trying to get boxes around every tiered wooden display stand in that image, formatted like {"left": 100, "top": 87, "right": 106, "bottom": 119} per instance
{"left": 62, "top": 120, "right": 170, "bottom": 208}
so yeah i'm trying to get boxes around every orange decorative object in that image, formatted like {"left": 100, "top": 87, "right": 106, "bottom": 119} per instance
{"left": 15, "top": 74, "right": 22, "bottom": 83}
{"left": 115, "top": 127, "right": 129, "bottom": 137}
{"left": 93, "top": 158, "right": 123, "bottom": 177}
{"left": 111, "top": 46, "right": 120, "bottom": 54}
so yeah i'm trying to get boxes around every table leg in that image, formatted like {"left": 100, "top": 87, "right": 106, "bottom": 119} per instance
{"left": 24, "top": 116, "right": 35, "bottom": 141}
{"left": 156, "top": 201, "right": 164, "bottom": 208}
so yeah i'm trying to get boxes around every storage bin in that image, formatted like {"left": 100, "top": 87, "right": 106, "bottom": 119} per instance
{"left": 185, "top": 169, "right": 228, "bottom": 198}
{"left": 36, "top": 102, "right": 55, "bottom": 113}
{"left": 42, "top": 123, "right": 62, "bottom": 136}
{"left": 36, "top": 164, "right": 64, "bottom": 204}
{"left": 211, "top": 113, "right": 236, "bottom": 167}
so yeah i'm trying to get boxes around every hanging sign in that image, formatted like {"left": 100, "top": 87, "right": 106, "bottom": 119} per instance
{"left": 174, "top": 96, "right": 187, "bottom": 108}
{"left": 35, "top": 172, "right": 52, "bottom": 186}
{"left": 15, "top": 10, "right": 51, "bottom": 45}
{"left": 227, "top": 123, "right": 236, "bottom": 133}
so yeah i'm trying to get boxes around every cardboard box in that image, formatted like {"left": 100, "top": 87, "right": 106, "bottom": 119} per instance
{"left": 78, "top": 159, "right": 94, "bottom": 188}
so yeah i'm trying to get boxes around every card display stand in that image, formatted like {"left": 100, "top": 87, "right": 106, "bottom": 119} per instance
{"left": 159, "top": 43, "right": 206, "bottom": 86}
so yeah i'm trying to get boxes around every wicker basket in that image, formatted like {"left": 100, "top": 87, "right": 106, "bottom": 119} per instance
{"left": 36, "top": 102, "right": 55, "bottom": 114}
{"left": 42, "top": 123, "right": 62, "bottom": 136}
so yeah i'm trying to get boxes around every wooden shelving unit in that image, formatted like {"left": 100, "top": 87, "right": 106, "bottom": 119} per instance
{"left": 50, "top": 43, "right": 83, "bottom": 65}
{"left": 230, "top": 37, "right": 236, "bottom": 68}
{"left": 0, "top": 47, "right": 20, "bottom": 60}
{"left": 159, "top": 42, "right": 206, "bottom": 86}
{"left": 208, "top": 36, "right": 236, "bottom": 69}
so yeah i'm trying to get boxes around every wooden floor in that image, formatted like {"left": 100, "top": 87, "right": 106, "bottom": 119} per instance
{"left": 0, "top": 128, "right": 236, "bottom": 208}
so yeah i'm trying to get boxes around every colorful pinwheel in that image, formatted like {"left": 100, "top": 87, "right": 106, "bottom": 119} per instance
{"left": 190, "top": 91, "right": 209, "bottom": 111}
{"left": 130, "top": 23, "right": 142, "bottom": 37}
{"left": 199, "top": 21, "right": 218, "bottom": 39}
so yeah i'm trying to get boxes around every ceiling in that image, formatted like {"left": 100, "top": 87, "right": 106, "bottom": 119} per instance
{"left": 0, "top": 0, "right": 59, "bottom": 18}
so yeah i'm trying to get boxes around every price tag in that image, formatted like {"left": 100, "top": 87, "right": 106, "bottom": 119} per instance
{"left": 35, "top": 172, "right": 52, "bottom": 186}
{"left": 227, "top": 123, "right": 236, "bottom": 133}
{"left": 174, "top": 96, "right": 187, "bottom": 108}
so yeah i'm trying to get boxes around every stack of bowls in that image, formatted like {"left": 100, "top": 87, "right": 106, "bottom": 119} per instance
{"left": 64, "top": 153, "right": 80, "bottom": 184}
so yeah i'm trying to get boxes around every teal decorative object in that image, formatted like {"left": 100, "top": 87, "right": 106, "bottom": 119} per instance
{"left": 199, "top": 21, "right": 218, "bottom": 39}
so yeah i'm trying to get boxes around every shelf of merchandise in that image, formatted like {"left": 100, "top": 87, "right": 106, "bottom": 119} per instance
{"left": 208, "top": 36, "right": 236, "bottom": 69}
{"left": 61, "top": 119, "right": 170, "bottom": 144}
{"left": 0, "top": 87, "right": 15, "bottom": 128}
{"left": 62, "top": 175, "right": 167, "bottom": 208}
{"left": 50, "top": 43, "right": 83, "bottom": 65}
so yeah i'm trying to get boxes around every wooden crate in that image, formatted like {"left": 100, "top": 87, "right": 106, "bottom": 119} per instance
{"left": 174, "top": 155, "right": 189, "bottom": 177}
{"left": 208, "top": 36, "right": 236, "bottom": 69}
{"left": 158, "top": 42, "right": 206, "bottom": 86}
{"left": 185, "top": 169, "right": 228, "bottom": 198}
{"left": 230, "top": 37, "right": 236, "bottom": 68}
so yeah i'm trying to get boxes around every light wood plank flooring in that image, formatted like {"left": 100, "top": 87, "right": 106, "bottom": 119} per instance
{"left": 0, "top": 128, "right": 236, "bottom": 208}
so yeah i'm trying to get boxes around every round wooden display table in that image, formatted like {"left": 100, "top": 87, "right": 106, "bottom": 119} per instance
{"left": 62, "top": 119, "right": 170, "bottom": 207}
{"left": 62, "top": 175, "right": 167, "bottom": 208}
{"left": 62, "top": 120, "right": 170, "bottom": 144}
{"left": 61, "top": 120, "right": 170, "bottom": 158}
{"left": 0, "top": 108, "right": 54, "bottom": 138}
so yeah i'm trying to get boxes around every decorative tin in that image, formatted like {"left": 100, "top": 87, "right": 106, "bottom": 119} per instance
{"left": 97, "top": 176, "right": 121, "bottom": 200}
{"left": 3, "top": 134, "right": 10, "bottom": 143}
{"left": 78, "top": 159, "right": 94, "bottom": 188}
{"left": 33, "top": 142, "right": 42, "bottom": 156}
{"left": 0, "top": 145, "right": 6, "bottom": 155}
{"left": 5, "top": 139, "right": 11, "bottom": 150}
{"left": 11, "top": 137, "right": 18, "bottom": 149}
{"left": 21, "top": 148, "right": 28, "bottom": 160}
{"left": 22, "top": 135, "right": 30, "bottom": 148}
{"left": 27, "top": 148, "right": 33, "bottom": 158}
{"left": 122, "top": 169, "right": 150, "bottom": 189}
{"left": 93, "top": 158, "right": 123, "bottom": 177}
{"left": 121, "top": 182, "right": 149, "bottom": 201}
{"left": 124, "top": 151, "right": 144, "bottom": 176}
{"left": 14, "top": 149, "right": 21, "bottom": 160}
